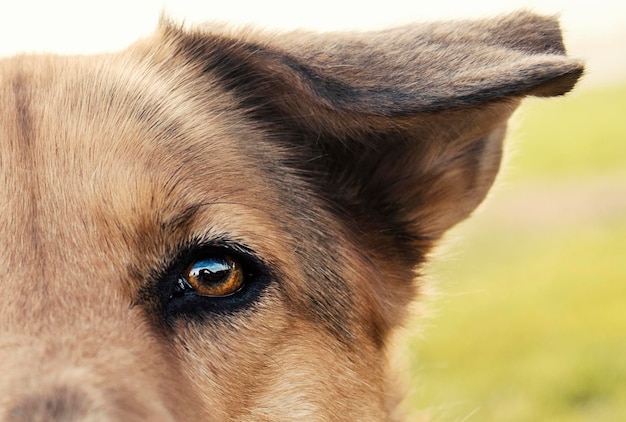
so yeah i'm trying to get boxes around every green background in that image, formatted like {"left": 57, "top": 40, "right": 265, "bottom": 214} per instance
{"left": 405, "top": 85, "right": 626, "bottom": 421}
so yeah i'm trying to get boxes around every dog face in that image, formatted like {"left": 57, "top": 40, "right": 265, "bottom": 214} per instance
{"left": 0, "top": 12, "right": 581, "bottom": 421}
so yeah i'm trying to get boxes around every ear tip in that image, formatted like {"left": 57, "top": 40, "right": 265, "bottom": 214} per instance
{"left": 490, "top": 11, "right": 568, "bottom": 56}
{"left": 486, "top": 11, "right": 585, "bottom": 97}
{"left": 528, "top": 61, "right": 585, "bottom": 97}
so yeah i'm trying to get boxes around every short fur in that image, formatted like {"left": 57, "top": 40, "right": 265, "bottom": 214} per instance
{"left": 0, "top": 12, "right": 582, "bottom": 421}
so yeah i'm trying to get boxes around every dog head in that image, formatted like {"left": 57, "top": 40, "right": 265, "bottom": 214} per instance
{"left": 0, "top": 12, "right": 582, "bottom": 421}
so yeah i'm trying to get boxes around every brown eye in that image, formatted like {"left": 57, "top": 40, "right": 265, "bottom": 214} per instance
{"left": 183, "top": 255, "right": 244, "bottom": 297}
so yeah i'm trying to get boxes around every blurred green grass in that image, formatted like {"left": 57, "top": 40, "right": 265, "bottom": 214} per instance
{"left": 405, "top": 84, "right": 626, "bottom": 421}
{"left": 509, "top": 84, "right": 626, "bottom": 180}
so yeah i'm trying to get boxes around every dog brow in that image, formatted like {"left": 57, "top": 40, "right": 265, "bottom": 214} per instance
{"left": 160, "top": 201, "right": 274, "bottom": 234}
{"left": 159, "top": 204, "right": 202, "bottom": 234}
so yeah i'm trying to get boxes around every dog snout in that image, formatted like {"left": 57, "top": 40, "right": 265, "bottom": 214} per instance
{"left": 5, "top": 385, "right": 92, "bottom": 422}
{"left": 4, "top": 383, "right": 177, "bottom": 422}
{"left": 0, "top": 336, "right": 183, "bottom": 421}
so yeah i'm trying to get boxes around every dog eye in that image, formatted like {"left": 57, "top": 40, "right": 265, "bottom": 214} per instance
{"left": 180, "top": 255, "right": 244, "bottom": 297}
{"left": 155, "top": 242, "right": 271, "bottom": 321}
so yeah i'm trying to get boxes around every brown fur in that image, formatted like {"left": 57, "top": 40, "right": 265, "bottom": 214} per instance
{"left": 0, "top": 11, "right": 582, "bottom": 421}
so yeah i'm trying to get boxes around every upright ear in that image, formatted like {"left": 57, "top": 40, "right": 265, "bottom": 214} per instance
{"left": 159, "top": 11, "right": 583, "bottom": 248}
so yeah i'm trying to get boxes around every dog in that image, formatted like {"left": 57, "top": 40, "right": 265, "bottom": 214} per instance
{"left": 0, "top": 11, "right": 582, "bottom": 421}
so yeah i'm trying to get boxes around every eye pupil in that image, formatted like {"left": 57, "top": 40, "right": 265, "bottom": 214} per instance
{"left": 191, "top": 259, "right": 231, "bottom": 285}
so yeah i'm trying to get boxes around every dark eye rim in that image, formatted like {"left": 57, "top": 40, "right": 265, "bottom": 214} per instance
{"left": 148, "top": 238, "right": 272, "bottom": 323}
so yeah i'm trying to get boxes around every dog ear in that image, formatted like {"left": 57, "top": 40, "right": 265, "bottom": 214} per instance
{"left": 160, "top": 12, "right": 583, "bottom": 246}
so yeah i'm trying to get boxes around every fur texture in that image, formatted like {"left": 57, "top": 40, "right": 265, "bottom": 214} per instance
{"left": 0, "top": 12, "right": 582, "bottom": 421}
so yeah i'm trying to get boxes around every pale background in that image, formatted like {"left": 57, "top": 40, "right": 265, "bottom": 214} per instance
{"left": 1, "top": 0, "right": 625, "bottom": 89}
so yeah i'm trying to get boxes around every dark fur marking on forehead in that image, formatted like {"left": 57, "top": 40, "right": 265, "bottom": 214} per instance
{"left": 10, "top": 73, "right": 42, "bottom": 254}
{"left": 11, "top": 74, "right": 33, "bottom": 149}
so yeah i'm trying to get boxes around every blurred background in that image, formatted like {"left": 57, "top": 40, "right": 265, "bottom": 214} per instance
{"left": 2, "top": 1, "right": 624, "bottom": 420}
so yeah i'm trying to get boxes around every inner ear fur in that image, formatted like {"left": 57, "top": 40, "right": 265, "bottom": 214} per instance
{"left": 157, "top": 11, "right": 583, "bottom": 246}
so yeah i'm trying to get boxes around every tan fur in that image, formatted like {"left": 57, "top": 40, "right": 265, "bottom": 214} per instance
{"left": 0, "top": 12, "right": 582, "bottom": 421}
